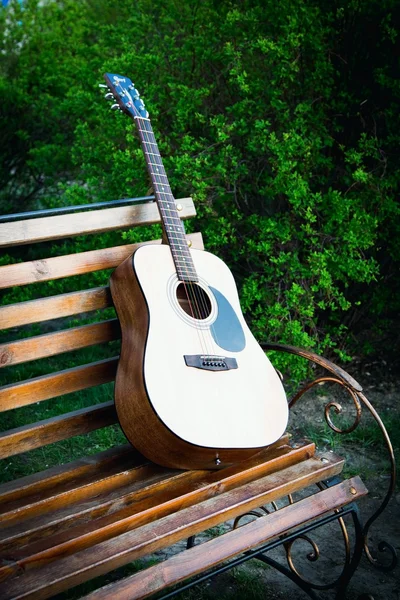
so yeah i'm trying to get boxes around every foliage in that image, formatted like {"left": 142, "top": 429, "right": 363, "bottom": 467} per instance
{"left": 1, "top": 0, "right": 400, "bottom": 379}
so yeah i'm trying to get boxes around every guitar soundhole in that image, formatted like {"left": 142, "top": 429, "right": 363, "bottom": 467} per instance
{"left": 176, "top": 282, "right": 212, "bottom": 320}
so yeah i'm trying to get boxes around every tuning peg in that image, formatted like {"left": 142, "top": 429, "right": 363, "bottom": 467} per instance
{"left": 111, "top": 103, "right": 121, "bottom": 111}
{"left": 104, "top": 92, "right": 114, "bottom": 100}
{"left": 98, "top": 84, "right": 109, "bottom": 89}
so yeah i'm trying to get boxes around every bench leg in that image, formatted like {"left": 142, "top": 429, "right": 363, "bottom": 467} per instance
{"left": 252, "top": 502, "right": 364, "bottom": 600}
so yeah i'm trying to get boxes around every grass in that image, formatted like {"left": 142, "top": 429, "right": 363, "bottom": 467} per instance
{"left": 0, "top": 337, "right": 124, "bottom": 484}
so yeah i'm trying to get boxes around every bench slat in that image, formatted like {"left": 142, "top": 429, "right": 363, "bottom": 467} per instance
{"left": 0, "top": 435, "right": 289, "bottom": 512}
{"left": 0, "top": 198, "right": 195, "bottom": 247}
{"left": 0, "top": 439, "right": 301, "bottom": 555}
{"left": 0, "top": 444, "right": 138, "bottom": 509}
{"left": 0, "top": 460, "right": 169, "bottom": 531}
{"left": 82, "top": 477, "right": 368, "bottom": 600}
{"left": 0, "top": 287, "right": 111, "bottom": 330}
{"left": 0, "top": 320, "right": 120, "bottom": 368}
{"left": 0, "top": 465, "right": 184, "bottom": 554}
{"left": 0, "top": 358, "right": 118, "bottom": 412}
{"left": 0, "top": 232, "right": 203, "bottom": 289}
{"left": 0, "top": 451, "right": 345, "bottom": 600}
{"left": 0, "top": 402, "right": 117, "bottom": 459}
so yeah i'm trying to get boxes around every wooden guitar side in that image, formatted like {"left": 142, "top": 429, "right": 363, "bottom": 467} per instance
{"left": 110, "top": 251, "right": 268, "bottom": 470}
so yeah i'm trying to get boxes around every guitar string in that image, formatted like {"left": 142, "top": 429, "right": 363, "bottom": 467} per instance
{"left": 140, "top": 122, "right": 208, "bottom": 331}
{"left": 139, "top": 122, "right": 222, "bottom": 357}
{"left": 140, "top": 118, "right": 218, "bottom": 357}
{"left": 136, "top": 116, "right": 222, "bottom": 360}
{"left": 114, "top": 82, "right": 217, "bottom": 357}
{"left": 136, "top": 116, "right": 213, "bottom": 356}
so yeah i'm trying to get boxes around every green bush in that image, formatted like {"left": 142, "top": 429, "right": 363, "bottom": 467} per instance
{"left": 1, "top": 0, "right": 399, "bottom": 381}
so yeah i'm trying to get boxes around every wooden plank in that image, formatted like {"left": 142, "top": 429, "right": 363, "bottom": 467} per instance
{"left": 0, "top": 436, "right": 294, "bottom": 536}
{"left": 0, "top": 198, "right": 195, "bottom": 247}
{"left": 0, "top": 319, "right": 120, "bottom": 368}
{"left": 0, "top": 451, "right": 347, "bottom": 599}
{"left": 0, "top": 402, "right": 117, "bottom": 459}
{"left": 0, "top": 232, "right": 204, "bottom": 289}
{"left": 0, "top": 358, "right": 118, "bottom": 412}
{"left": 0, "top": 287, "right": 111, "bottom": 330}
{"left": 0, "top": 465, "right": 182, "bottom": 557}
{"left": 0, "top": 434, "right": 289, "bottom": 513}
{"left": 0, "top": 462, "right": 172, "bottom": 533}
{"left": 0, "top": 445, "right": 310, "bottom": 564}
{"left": 0, "top": 445, "right": 138, "bottom": 509}
{"left": 82, "top": 478, "right": 368, "bottom": 600}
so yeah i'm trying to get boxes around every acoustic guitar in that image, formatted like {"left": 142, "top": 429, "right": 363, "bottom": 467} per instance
{"left": 104, "top": 72, "right": 288, "bottom": 470}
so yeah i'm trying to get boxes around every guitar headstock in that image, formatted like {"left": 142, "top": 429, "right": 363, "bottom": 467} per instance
{"left": 103, "top": 72, "right": 149, "bottom": 119}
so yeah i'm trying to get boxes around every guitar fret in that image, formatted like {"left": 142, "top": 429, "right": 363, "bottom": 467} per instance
{"left": 143, "top": 150, "right": 163, "bottom": 159}
{"left": 171, "top": 251, "right": 191, "bottom": 256}
{"left": 168, "top": 237, "right": 188, "bottom": 243}
{"left": 159, "top": 204, "right": 178, "bottom": 210}
{"left": 170, "top": 239, "right": 191, "bottom": 247}
{"left": 161, "top": 220, "right": 182, "bottom": 226}
{"left": 163, "top": 219, "right": 185, "bottom": 225}
{"left": 171, "top": 250, "right": 192, "bottom": 256}
{"left": 169, "top": 236, "right": 190, "bottom": 243}
{"left": 135, "top": 116, "right": 198, "bottom": 279}
{"left": 175, "top": 267, "right": 196, "bottom": 273}
{"left": 147, "top": 161, "right": 165, "bottom": 168}
{"left": 175, "top": 261, "right": 196, "bottom": 267}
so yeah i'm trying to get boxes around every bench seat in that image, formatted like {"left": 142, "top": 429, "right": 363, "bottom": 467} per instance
{"left": 0, "top": 436, "right": 367, "bottom": 600}
{"left": 0, "top": 197, "right": 392, "bottom": 599}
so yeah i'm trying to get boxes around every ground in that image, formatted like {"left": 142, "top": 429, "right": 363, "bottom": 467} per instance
{"left": 150, "top": 358, "right": 400, "bottom": 600}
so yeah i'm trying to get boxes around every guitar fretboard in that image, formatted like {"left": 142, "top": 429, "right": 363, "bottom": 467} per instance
{"left": 135, "top": 116, "right": 198, "bottom": 283}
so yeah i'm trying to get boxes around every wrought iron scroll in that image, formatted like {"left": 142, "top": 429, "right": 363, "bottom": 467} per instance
{"left": 233, "top": 495, "right": 364, "bottom": 599}
{"left": 261, "top": 342, "right": 397, "bottom": 573}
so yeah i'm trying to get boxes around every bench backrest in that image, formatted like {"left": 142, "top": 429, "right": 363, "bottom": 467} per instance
{"left": 0, "top": 197, "right": 201, "bottom": 479}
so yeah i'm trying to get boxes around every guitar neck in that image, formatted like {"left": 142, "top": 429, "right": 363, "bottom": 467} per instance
{"left": 135, "top": 116, "right": 198, "bottom": 283}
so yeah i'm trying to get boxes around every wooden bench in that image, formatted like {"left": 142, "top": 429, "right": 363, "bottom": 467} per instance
{"left": 0, "top": 198, "right": 395, "bottom": 600}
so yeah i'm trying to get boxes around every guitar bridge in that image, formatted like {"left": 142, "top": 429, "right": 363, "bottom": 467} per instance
{"left": 184, "top": 355, "right": 238, "bottom": 371}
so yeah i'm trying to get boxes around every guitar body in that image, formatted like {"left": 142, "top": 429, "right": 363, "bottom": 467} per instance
{"left": 111, "top": 244, "right": 288, "bottom": 470}
{"left": 104, "top": 72, "right": 288, "bottom": 469}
